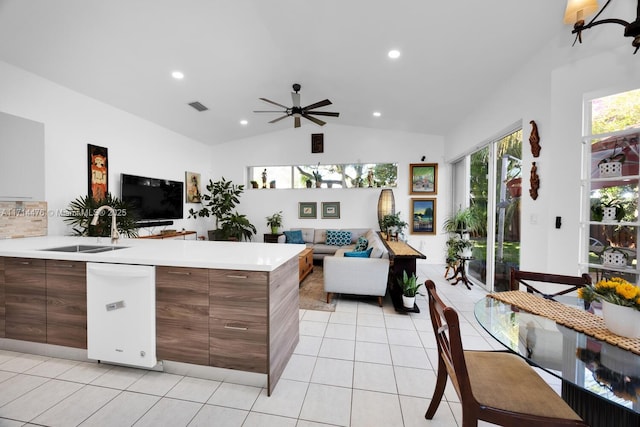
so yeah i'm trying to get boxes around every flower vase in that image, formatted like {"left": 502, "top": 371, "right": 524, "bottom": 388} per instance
{"left": 602, "top": 300, "right": 640, "bottom": 338}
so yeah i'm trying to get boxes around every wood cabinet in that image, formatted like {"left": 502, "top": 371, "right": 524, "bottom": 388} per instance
{"left": 209, "top": 269, "right": 268, "bottom": 373}
{"left": 156, "top": 266, "right": 210, "bottom": 365}
{"left": 298, "top": 248, "right": 313, "bottom": 282}
{"left": 45, "top": 260, "right": 87, "bottom": 348}
{"left": 263, "top": 233, "right": 283, "bottom": 243}
{"left": 0, "top": 257, "right": 5, "bottom": 338}
{"left": 4, "top": 257, "right": 46, "bottom": 342}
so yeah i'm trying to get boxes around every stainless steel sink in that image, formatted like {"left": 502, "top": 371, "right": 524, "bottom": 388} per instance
{"left": 40, "top": 245, "right": 128, "bottom": 253}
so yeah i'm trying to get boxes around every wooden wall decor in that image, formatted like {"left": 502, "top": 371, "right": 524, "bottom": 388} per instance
{"left": 529, "top": 161, "right": 540, "bottom": 200}
{"left": 529, "top": 120, "right": 541, "bottom": 157}
{"left": 87, "top": 144, "right": 108, "bottom": 201}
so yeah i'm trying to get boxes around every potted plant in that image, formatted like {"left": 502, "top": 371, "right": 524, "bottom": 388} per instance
{"left": 63, "top": 193, "right": 139, "bottom": 237}
{"left": 398, "top": 270, "right": 423, "bottom": 309}
{"left": 598, "top": 144, "right": 625, "bottom": 178}
{"left": 600, "top": 246, "right": 630, "bottom": 268}
{"left": 220, "top": 212, "right": 257, "bottom": 241}
{"left": 188, "top": 177, "right": 254, "bottom": 241}
{"left": 380, "top": 212, "right": 408, "bottom": 240}
{"left": 601, "top": 198, "right": 626, "bottom": 222}
{"left": 578, "top": 276, "right": 640, "bottom": 338}
{"left": 250, "top": 180, "right": 259, "bottom": 189}
{"left": 312, "top": 170, "right": 322, "bottom": 188}
{"left": 443, "top": 207, "right": 483, "bottom": 237}
{"left": 266, "top": 211, "right": 283, "bottom": 234}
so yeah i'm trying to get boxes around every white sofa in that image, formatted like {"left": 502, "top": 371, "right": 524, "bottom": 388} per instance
{"left": 278, "top": 228, "right": 371, "bottom": 261}
{"left": 323, "top": 229, "right": 390, "bottom": 306}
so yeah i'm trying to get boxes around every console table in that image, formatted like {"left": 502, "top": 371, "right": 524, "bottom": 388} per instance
{"left": 378, "top": 233, "right": 426, "bottom": 313}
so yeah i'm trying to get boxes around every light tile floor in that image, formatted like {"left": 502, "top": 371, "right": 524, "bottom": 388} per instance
{"left": 0, "top": 264, "right": 561, "bottom": 427}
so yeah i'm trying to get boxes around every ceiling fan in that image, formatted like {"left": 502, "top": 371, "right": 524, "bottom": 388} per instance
{"left": 254, "top": 83, "right": 340, "bottom": 128}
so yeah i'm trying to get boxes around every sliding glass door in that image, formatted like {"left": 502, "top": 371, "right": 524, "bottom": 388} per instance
{"left": 453, "top": 128, "right": 521, "bottom": 291}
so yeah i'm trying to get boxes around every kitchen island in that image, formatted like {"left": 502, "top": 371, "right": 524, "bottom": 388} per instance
{"left": 0, "top": 236, "right": 304, "bottom": 395}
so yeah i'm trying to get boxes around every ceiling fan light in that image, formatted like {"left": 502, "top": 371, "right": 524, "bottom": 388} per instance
{"left": 563, "top": 0, "right": 599, "bottom": 24}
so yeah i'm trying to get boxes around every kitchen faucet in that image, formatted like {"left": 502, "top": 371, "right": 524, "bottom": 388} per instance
{"left": 91, "top": 205, "right": 120, "bottom": 244}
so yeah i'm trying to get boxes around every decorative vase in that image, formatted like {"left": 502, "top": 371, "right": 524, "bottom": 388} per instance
{"left": 271, "top": 226, "right": 279, "bottom": 234}
{"left": 458, "top": 247, "right": 473, "bottom": 258}
{"left": 602, "top": 207, "right": 617, "bottom": 222}
{"left": 602, "top": 300, "right": 640, "bottom": 338}
{"left": 602, "top": 250, "right": 627, "bottom": 268}
{"left": 402, "top": 295, "right": 415, "bottom": 309}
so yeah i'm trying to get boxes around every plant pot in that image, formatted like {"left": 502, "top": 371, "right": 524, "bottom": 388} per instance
{"left": 602, "top": 207, "right": 618, "bottom": 222}
{"left": 506, "top": 177, "right": 521, "bottom": 198}
{"left": 305, "top": 180, "right": 312, "bottom": 188}
{"left": 402, "top": 295, "right": 415, "bottom": 309}
{"left": 602, "top": 300, "right": 640, "bottom": 338}
{"left": 458, "top": 247, "right": 473, "bottom": 258}
{"left": 270, "top": 226, "right": 279, "bottom": 234}
{"left": 598, "top": 161, "right": 622, "bottom": 178}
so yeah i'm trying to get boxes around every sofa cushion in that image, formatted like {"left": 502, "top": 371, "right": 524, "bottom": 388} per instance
{"left": 344, "top": 247, "right": 373, "bottom": 258}
{"left": 326, "top": 230, "right": 351, "bottom": 246}
{"left": 313, "top": 229, "right": 327, "bottom": 244}
{"left": 354, "top": 236, "right": 368, "bottom": 251}
{"left": 368, "top": 238, "right": 385, "bottom": 258}
{"left": 283, "top": 230, "right": 305, "bottom": 244}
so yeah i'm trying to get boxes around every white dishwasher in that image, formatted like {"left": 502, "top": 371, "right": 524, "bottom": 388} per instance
{"left": 86, "top": 262, "right": 157, "bottom": 368}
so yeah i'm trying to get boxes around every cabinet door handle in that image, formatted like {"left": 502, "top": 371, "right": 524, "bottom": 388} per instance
{"left": 226, "top": 274, "right": 248, "bottom": 279}
{"left": 167, "top": 271, "right": 191, "bottom": 275}
{"left": 19, "top": 261, "right": 31, "bottom": 265}
{"left": 224, "top": 323, "right": 248, "bottom": 331}
{"left": 53, "top": 264, "right": 74, "bottom": 268}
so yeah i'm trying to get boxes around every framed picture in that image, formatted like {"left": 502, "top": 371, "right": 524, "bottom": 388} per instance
{"left": 185, "top": 171, "right": 201, "bottom": 203}
{"left": 410, "top": 163, "right": 438, "bottom": 195}
{"left": 411, "top": 198, "right": 436, "bottom": 234}
{"left": 299, "top": 202, "right": 317, "bottom": 219}
{"left": 87, "top": 144, "right": 108, "bottom": 201}
{"left": 311, "top": 133, "right": 324, "bottom": 153}
{"left": 321, "top": 202, "right": 340, "bottom": 219}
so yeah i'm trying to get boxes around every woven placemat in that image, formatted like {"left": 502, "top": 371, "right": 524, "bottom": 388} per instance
{"left": 488, "top": 291, "right": 640, "bottom": 355}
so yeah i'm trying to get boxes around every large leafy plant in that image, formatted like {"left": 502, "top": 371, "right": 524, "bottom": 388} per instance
{"left": 578, "top": 277, "right": 640, "bottom": 311}
{"left": 64, "top": 193, "right": 139, "bottom": 237}
{"left": 397, "top": 270, "right": 423, "bottom": 297}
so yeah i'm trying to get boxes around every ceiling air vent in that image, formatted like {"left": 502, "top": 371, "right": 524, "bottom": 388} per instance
{"left": 188, "top": 101, "right": 208, "bottom": 112}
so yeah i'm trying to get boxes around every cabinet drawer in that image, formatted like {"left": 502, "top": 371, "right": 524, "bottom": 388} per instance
{"left": 45, "top": 260, "right": 86, "bottom": 277}
{"left": 209, "top": 269, "right": 268, "bottom": 287}
{"left": 209, "top": 272, "right": 267, "bottom": 310}
{"left": 5, "top": 257, "right": 46, "bottom": 342}
{"left": 0, "top": 257, "right": 5, "bottom": 338}
{"left": 209, "top": 317, "right": 267, "bottom": 373}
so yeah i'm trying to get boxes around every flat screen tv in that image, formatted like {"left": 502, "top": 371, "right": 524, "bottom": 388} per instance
{"left": 121, "top": 173, "right": 184, "bottom": 221}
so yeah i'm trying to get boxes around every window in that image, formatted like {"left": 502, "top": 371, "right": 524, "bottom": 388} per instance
{"left": 582, "top": 88, "right": 640, "bottom": 285}
{"left": 247, "top": 163, "right": 398, "bottom": 189}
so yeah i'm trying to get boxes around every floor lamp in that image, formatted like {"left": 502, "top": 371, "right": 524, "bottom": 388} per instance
{"left": 377, "top": 189, "right": 395, "bottom": 231}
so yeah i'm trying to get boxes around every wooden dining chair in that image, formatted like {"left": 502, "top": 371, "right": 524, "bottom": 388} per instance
{"left": 424, "top": 280, "right": 587, "bottom": 427}
{"left": 509, "top": 268, "right": 592, "bottom": 300}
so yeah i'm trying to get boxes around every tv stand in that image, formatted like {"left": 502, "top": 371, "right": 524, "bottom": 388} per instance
{"left": 139, "top": 230, "right": 197, "bottom": 240}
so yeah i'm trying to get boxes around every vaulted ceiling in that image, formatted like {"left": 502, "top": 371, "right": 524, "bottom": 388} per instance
{"left": 0, "top": 0, "right": 567, "bottom": 145}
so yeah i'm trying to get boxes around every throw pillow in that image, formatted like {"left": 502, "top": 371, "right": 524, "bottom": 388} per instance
{"left": 326, "top": 230, "right": 352, "bottom": 246}
{"left": 354, "top": 236, "right": 368, "bottom": 251}
{"left": 283, "top": 230, "right": 305, "bottom": 244}
{"left": 344, "top": 247, "right": 373, "bottom": 258}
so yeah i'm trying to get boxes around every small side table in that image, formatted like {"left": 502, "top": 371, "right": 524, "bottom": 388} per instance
{"left": 263, "top": 233, "right": 283, "bottom": 243}
{"left": 448, "top": 256, "right": 473, "bottom": 290}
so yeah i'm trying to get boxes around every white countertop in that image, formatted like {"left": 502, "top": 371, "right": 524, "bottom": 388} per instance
{"left": 0, "top": 236, "right": 306, "bottom": 271}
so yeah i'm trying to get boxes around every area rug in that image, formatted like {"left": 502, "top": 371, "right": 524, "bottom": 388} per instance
{"left": 299, "top": 265, "right": 337, "bottom": 312}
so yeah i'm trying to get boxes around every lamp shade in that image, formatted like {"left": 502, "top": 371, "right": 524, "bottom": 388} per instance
{"left": 564, "top": 0, "right": 599, "bottom": 24}
{"left": 377, "top": 189, "right": 395, "bottom": 230}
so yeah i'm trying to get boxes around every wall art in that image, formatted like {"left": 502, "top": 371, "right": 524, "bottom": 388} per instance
{"left": 411, "top": 198, "right": 436, "bottom": 234}
{"left": 87, "top": 144, "right": 108, "bottom": 201}
{"left": 409, "top": 163, "right": 438, "bottom": 195}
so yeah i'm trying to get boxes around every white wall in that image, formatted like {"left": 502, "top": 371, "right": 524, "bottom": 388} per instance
{"left": 445, "top": 5, "right": 640, "bottom": 276}
{"left": 210, "top": 124, "right": 448, "bottom": 262}
{"left": 0, "top": 60, "right": 213, "bottom": 238}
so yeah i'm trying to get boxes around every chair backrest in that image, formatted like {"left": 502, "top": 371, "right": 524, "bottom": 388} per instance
{"left": 509, "top": 268, "right": 591, "bottom": 300}
{"left": 425, "top": 280, "right": 472, "bottom": 402}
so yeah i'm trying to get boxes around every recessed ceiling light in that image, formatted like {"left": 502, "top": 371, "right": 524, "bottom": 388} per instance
{"left": 388, "top": 50, "right": 400, "bottom": 59}
{"left": 171, "top": 71, "right": 184, "bottom": 80}
{"left": 373, "top": 111, "right": 382, "bottom": 117}
{"left": 240, "top": 119, "right": 248, "bottom": 126}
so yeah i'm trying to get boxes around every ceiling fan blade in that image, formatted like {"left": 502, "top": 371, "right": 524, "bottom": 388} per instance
{"left": 291, "top": 92, "right": 301, "bottom": 108}
{"left": 253, "top": 110, "right": 286, "bottom": 113}
{"left": 294, "top": 117, "right": 301, "bottom": 128}
{"left": 306, "top": 111, "right": 339, "bottom": 117}
{"left": 269, "top": 115, "right": 289, "bottom": 124}
{"left": 302, "top": 113, "right": 326, "bottom": 126}
{"left": 259, "top": 97, "right": 289, "bottom": 109}
{"left": 303, "top": 99, "right": 332, "bottom": 110}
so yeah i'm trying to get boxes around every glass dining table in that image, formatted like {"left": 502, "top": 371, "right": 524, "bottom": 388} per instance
{"left": 475, "top": 295, "right": 640, "bottom": 427}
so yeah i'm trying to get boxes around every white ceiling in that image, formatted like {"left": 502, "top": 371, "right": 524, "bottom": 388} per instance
{"left": 0, "top": 0, "right": 568, "bottom": 145}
